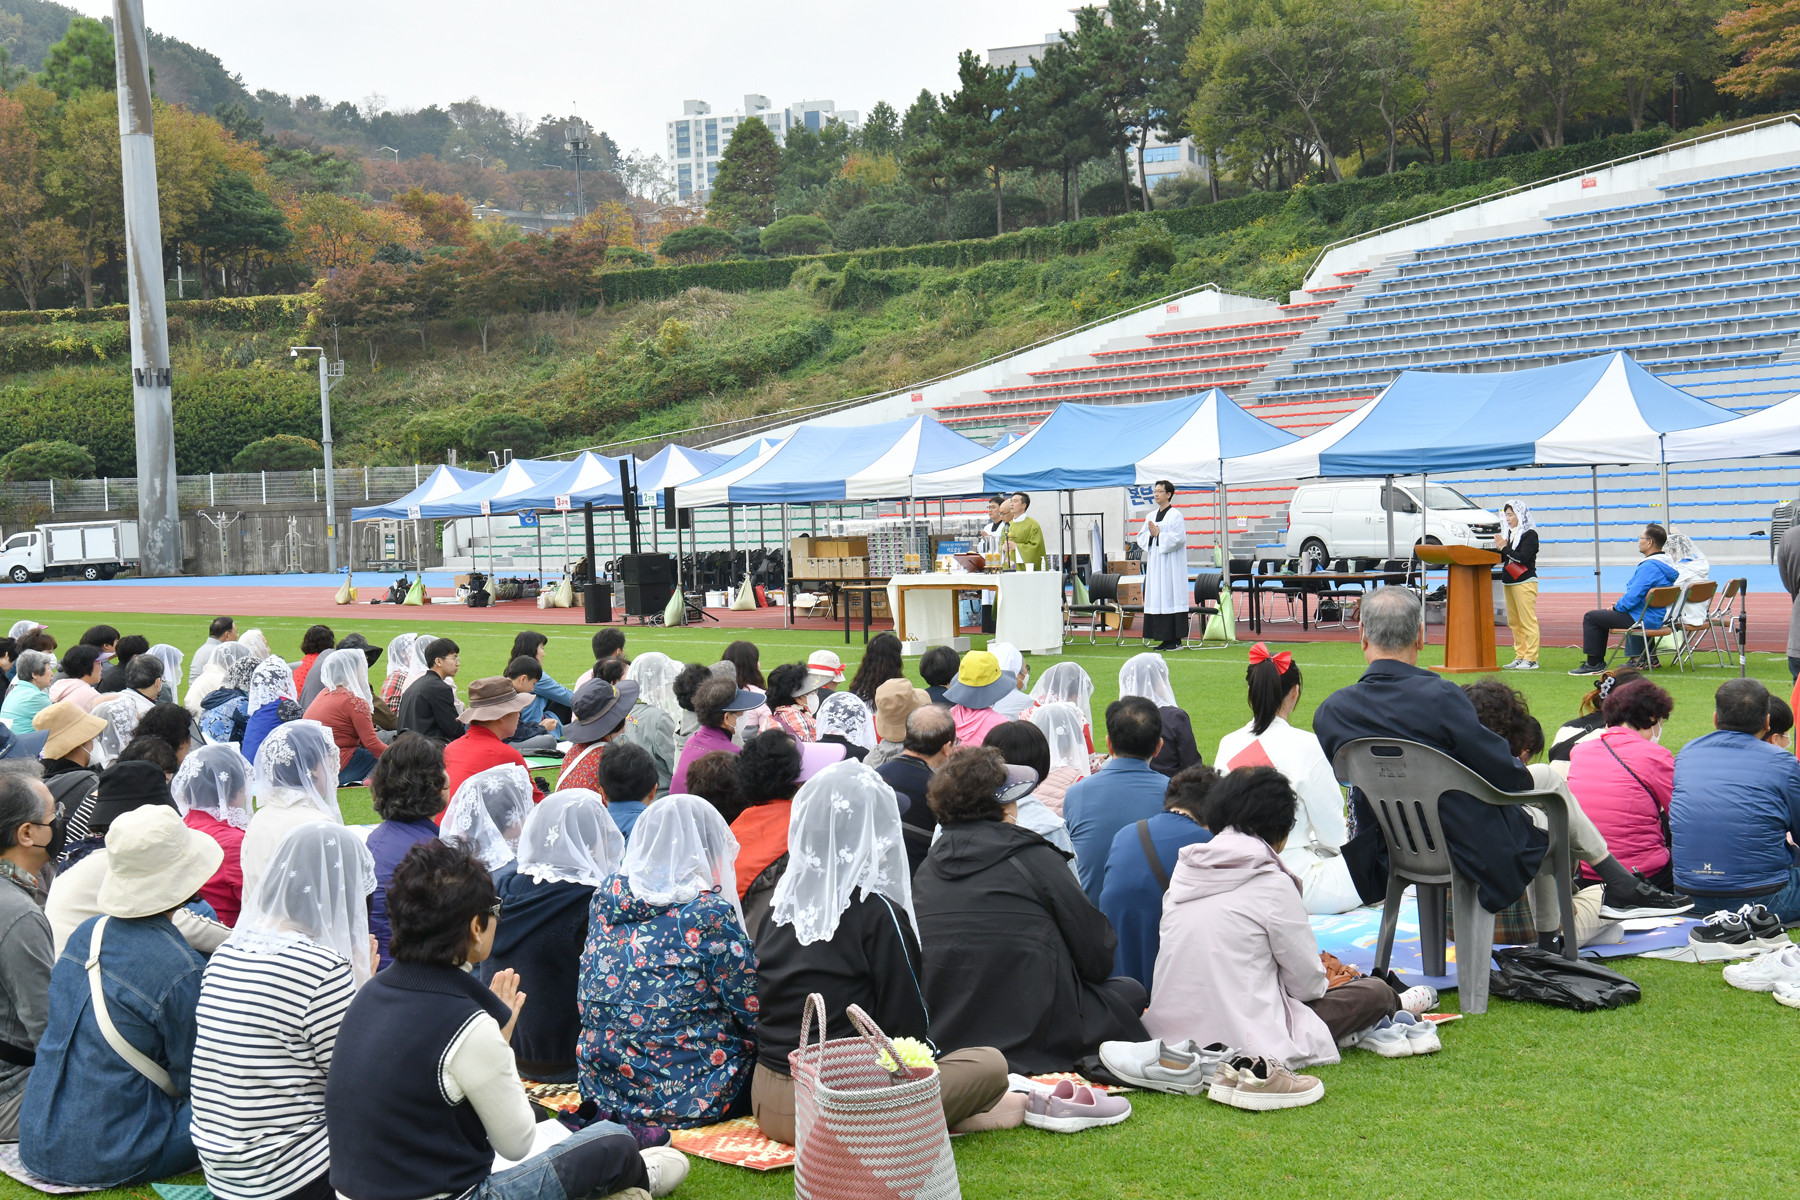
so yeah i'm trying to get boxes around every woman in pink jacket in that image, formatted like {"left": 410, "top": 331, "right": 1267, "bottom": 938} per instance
{"left": 1143, "top": 767, "right": 1431, "bottom": 1069}
{"left": 1566, "top": 679, "right": 1676, "bottom": 888}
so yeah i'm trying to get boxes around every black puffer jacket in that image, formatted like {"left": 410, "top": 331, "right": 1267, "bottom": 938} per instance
{"left": 913, "top": 819, "right": 1145, "bottom": 1073}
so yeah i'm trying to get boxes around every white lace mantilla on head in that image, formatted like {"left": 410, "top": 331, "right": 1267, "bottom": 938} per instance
{"left": 769, "top": 758, "right": 914, "bottom": 946}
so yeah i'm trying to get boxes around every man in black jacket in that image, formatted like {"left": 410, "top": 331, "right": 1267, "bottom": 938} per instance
{"left": 397, "top": 638, "right": 463, "bottom": 744}
{"left": 875, "top": 704, "right": 956, "bottom": 874}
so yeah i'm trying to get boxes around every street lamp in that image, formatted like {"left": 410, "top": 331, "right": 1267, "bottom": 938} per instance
{"left": 379, "top": 145, "right": 400, "bottom": 163}
{"left": 289, "top": 346, "right": 345, "bottom": 572}
{"left": 564, "top": 122, "right": 590, "bottom": 217}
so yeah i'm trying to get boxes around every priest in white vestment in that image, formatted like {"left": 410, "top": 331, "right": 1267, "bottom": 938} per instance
{"left": 1134, "top": 480, "right": 1190, "bottom": 651}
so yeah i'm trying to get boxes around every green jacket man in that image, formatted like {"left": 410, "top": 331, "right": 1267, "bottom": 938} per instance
{"left": 1005, "top": 493, "right": 1046, "bottom": 570}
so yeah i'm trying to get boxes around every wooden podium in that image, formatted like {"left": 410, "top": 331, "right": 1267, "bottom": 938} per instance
{"left": 1416, "top": 544, "right": 1501, "bottom": 674}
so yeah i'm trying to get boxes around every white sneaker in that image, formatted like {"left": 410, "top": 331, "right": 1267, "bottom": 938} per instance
{"left": 1397, "top": 985, "right": 1438, "bottom": 1015}
{"left": 641, "top": 1146, "right": 689, "bottom": 1197}
{"left": 1773, "top": 981, "right": 1800, "bottom": 1009}
{"left": 1723, "top": 944, "right": 1800, "bottom": 992}
{"left": 1502, "top": 658, "right": 1525, "bottom": 670}
{"left": 1391, "top": 1010, "right": 1441, "bottom": 1054}
{"left": 1349, "top": 1016, "right": 1413, "bottom": 1058}
{"left": 1098, "top": 1038, "right": 1229, "bottom": 1095}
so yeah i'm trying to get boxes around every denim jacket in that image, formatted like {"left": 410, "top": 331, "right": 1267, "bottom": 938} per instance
{"left": 20, "top": 914, "right": 205, "bottom": 1187}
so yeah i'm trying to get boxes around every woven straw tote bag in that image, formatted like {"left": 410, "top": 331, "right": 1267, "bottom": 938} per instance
{"left": 787, "top": 994, "right": 961, "bottom": 1200}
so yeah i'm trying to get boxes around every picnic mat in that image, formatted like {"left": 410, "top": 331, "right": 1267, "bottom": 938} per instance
{"left": 151, "top": 1186, "right": 213, "bottom": 1200}
{"left": 1310, "top": 896, "right": 1704, "bottom": 989}
{"left": 1028, "top": 1072, "right": 1131, "bottom": 1095}
{"left": 0, "top": 1145, "right": 98, "bottom": 1195}
{"left": 521, "top": 1080, "right": 582, "bottom": 1112}
{"left": 667, "top": 1117, "right": 795, "bottom": 1172}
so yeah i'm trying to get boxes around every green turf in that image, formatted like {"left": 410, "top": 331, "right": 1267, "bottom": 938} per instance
{"left": 2, "top": 607, "right": 1795, "bottom": 1200}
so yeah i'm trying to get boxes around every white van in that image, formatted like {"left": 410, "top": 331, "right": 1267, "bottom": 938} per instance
{"left": 1283, "top": 480, "right": 1502, "bottom": 562}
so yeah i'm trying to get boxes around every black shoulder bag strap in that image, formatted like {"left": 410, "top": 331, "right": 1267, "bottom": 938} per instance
{"left": 1137, "top": 819, "right": 1171, "bottom": 893}
{"left": 1602, "top": 734, "right": 1671, "bottom": 845}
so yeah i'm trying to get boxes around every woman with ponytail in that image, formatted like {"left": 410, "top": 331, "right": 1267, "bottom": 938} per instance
{"left": 1214, "top": 644, "right": 1359, "bottom": 914}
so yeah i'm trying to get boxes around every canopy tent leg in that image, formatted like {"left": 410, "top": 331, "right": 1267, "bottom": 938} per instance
{"left": 1660, "top": 459, "right": 1671, "bottom": 530}
{"left": 1218, "top": 471, "right": 1231, "bottom": 639}
{"left": 583, "top": 501, "right": 597, "bottom": 623}
{"left": 608, "top": 509, "right": 616, "bottom": 561}
{"left": 782, "top": 505, "right": 791, "bottom": 630}
{"left": 485, "top": 513, "right": 494, "bottom": 581}
{"left": 1385, "top": 474, "right": 1395, "bottom": 559}
{"left": 1592, "top": 467, "right": 1603, "bottom": 612}
{"left": 534, "top": 515, "right": 542, "bottom": 583}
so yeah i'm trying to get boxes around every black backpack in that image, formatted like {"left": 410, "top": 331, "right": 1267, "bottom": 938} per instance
{"left": 1488, "top": 946, "right": 1642, "bottom": 1011}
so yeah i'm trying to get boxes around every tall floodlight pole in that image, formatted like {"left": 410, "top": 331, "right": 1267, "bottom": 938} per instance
{"left": 290, "top": 346, "right": 344, "bottom": 571}
{"left": 113, "top": 0, "right": 179, "bottom": 576}
{"left": 565, "top": 122, "right": 590, "bottom": 217}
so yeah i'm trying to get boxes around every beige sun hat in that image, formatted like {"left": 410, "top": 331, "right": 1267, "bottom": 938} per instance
{"left": 96, "top": 805, "right": 225, "bottom": 919}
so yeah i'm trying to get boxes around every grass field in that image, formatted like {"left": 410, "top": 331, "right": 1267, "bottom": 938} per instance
{"left": 2, "top": 607, "right": 1796, "bottom": 1200}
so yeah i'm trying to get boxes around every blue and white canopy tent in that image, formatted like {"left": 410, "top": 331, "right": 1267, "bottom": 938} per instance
{"left": 349, "top": 464, "right": 489, "bottom": 583}
{"left": 1223, "top": 351, "right": 1740, "bottom": 605}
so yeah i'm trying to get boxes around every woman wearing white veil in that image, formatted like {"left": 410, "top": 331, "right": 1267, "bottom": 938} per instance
{"left": 1118, "top": 652, "right": 1202, "bottom": 777}
{"left": 380, "top": 632, "right": 422, "bottom": 708}
{"left": 191, "top": 822, "right": 377, "bottom": 1200}
{"left": 1026, "top": 661, "right": 1096, "bottom": 747}
{"left": 475, "top": 790, "right": 625, "bottom": 1083}
{"left": 577, "top": 794, "right": 757, "bottom": 1126}
{"left": 242, "top": 656, "right": 302, "bottom": 764}
{"left": 1029, "top": 701, "right": 1097, "bottom": 815}
{"left": 236, "top": 629, "right": 273, "bottom": 662}
{"left": 306, "top": 647, "right": 386, "bottom": 787}
{"left": 147, "top": 643, "right": 183, "bottom": 704}
{"left": 749, "top": 759, "right": 1011, "bottom": 1144}
{"left": 1497, "top": 498, "right": 1541, "bottom": 670}
{"left": 619, "top": 652, "right": 681, "bottom": 794}
{"left": 815, "top": 689, "right": 876, "bottom": 752}
{"left": 242, "top": 720, "right": 344, "bottom": 902}
{"left": 187, "top": 641, "right": 254, "bottom": 715}
{"left": 174, "top": 743, "right": 255, "bottom": 927}
{"left": 439, "top": 763, "right": 534, "bottom": 871}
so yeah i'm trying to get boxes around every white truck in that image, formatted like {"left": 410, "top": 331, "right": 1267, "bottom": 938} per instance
{"left": 0, "top": 520, "right": 140, "bottom": 582}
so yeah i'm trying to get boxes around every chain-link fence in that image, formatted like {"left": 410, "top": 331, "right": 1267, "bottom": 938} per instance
{"left": 0, "top": 465, "right": 441, "bottom": 514}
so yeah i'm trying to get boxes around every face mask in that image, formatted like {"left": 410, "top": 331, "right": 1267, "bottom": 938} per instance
{"left": 1651, "top": 723, "right": 1663, "bottom": 744}
{"left": 802, "top": 691, "right": 820, "bottom": 714}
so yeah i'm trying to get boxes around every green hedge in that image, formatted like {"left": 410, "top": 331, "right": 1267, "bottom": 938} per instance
{"left": 0, "top": 294, "right": 312, "bottom": 329}
{"left": 0, "top": 322, "right": 130, "bottom": 371}
{"left": 0, "top": 369, "right": 320, "bottom": 476}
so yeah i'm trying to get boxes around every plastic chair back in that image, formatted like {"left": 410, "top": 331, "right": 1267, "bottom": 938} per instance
{"left": 1087, "top": 573, "right": 1120, "bottom": 603}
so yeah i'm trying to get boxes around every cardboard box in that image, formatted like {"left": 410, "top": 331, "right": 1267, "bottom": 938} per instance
{"left": 814, "top": 537, "right": 869, "bottom": 558}
{"left": 840, "top": 557, "right": 867, "bottom": 578}
{"left": 789, "top": 537, "right": 815, "bottom": 564}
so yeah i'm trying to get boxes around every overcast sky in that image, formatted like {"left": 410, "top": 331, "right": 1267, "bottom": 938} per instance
{"left": 62, "top": 0, "right": 1077, "bottom": 155}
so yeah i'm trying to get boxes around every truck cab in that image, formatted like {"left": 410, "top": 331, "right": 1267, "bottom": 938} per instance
{"left": 0, "top": 531, "right": 43, "bottom": 583}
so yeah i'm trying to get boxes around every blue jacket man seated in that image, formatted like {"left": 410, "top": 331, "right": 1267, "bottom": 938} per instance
{"left": 1671, "top": 678, "right": 1800, "bottom": 923}
{"left": 1062, "top": 696, "right": 1170, "bottom": 904}
{"left": 1570, "top": 523, "right": 1679, "bottom": 675}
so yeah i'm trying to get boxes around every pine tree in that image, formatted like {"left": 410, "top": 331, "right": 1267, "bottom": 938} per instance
{"left": 707, "top": 118, "right": 780, "bottom": 228}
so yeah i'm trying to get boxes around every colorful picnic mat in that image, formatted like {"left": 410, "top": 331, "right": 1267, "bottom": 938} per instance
{"left": 667, "top": 1117, "right": 795, "bottom": 1171}
{"left": 1310, "top": 895, "right": 1702, "bottom": 989}
{"left": 520, "top": 1080, "right": 582, "bottom": 1112}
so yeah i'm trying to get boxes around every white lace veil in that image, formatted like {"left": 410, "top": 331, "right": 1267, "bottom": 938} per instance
{"left": 385, "top": 633, "right": 421, "bottom": 690}
{"left": 441, "top": 764, "right": 534, "bottom": 871}
{"left": 816, "top": 690, "right": 876, "bottom": 749}
{"left": 516, "top": 789, "right": 625, "bottom": 887}
{"left": 621, "top": 793, "right": 744, "bottom": 930}
{"left": 769, "top": 759, "right": 914, "bottom": 947}
{"left": 1030, "top": 702, "right": 1091, "bottom": 777}
{"left": 148, "top": 644, "right": 183, "bottom": 693}
{"left": 317, "top": 648, "right": 374, "bottom": 710}
{"left": 93, "top": 691, "right": 155, "bottom": 767}
{"left": 252, "top": 720, "right": 344, "bottom": 822}
{"left": 1119, "top": 652, "right": 1178, "bottom": 709}
{"left": 249, "top": 657, "right": 298, "bottom": 712}
{"left": 1030, "top": 662, "right": 1095, "bottom": 730}
{"left": 626, "top": 652, "right": 682, "bottom": 720}
{"left": 8, "top": 621, "right": 40, "bottom": 641}
{"left": 172, "top": 742, "right": 255, "bottom": 831}
{"left": 229, "top": 820, "right": 378, "bottom": 986}
{"left": 238, "top": 629, "right": 272, "bottom": 661}
{"left": 222, "top": 653, "right": 260, "bottom": 693}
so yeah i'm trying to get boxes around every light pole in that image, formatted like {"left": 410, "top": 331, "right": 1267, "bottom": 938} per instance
{"left": 564, "top": 122, "right": 590, "bottom": 217}
{"left": 290, "top": 346, "right": 345, "bottom": 572}
{"left": 379, "top": 145, "right": 400, "bottom": 163}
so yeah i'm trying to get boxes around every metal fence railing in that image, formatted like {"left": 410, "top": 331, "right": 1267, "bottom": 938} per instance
{"left": 0, "top": 465, "right": 440, "bottom": 514}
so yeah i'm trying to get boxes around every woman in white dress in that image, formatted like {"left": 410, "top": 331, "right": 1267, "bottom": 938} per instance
{"left": 1214, "top": 643, "right": 1361, "bottom": 915}
{"left": 1134, "top": 480, "right": 1189, "bottom": 652}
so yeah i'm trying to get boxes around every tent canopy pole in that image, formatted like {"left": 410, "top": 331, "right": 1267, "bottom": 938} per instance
{"left": 1592, "top": 466, "right": 1603, "bottom": 612}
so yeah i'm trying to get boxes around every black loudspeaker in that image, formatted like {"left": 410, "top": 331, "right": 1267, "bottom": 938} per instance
{"left": 584, "top": 580, "right": 612, "bottom": 624}
{"left": 617, "top": 554, "right": 674, "bottom": 586}
{"left": 623, "top": 583, "right": 674, "bottom": 617}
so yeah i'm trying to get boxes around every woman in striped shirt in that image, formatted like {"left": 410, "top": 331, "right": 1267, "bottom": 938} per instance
{"left": 189, "top": 821, "right": 376, "bottom": 1200}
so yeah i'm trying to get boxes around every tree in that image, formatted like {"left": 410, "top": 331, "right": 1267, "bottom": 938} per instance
{"left": 291, "top": 193, "right": 423, "bottom": 270}
{"left": 1356, "top": 0, "right": 1429, "bottom": 173}
{"left": 313, "top": 260, "right": 415, "bottom": 368}
{"left": 566, "top": 200, "right": 635, "bottom": 248}
{"left": 0, "top": 89, "right": 74, "bottom": 311}
{"left": 1714, "top": 0, "right": 1797, "bottom": 104}
{"left": 901, "top": 89, "right": 940, "bottom": 144}
{"left": 393, "top": 188, "right": 473, "bottom": 246}
{"left": 43, "top": 89, "right": 122, "bottom": 307}
{"left": 1022, "top": 41, "right": 1109, "bottom": 221}
{"left": 231, "top": 434, "right": 322, "bottom": 472}
{"left": 38, "top": 16, "right": 114, "bottom": 99}
{"left": 0, "top": 441, "right": 95, "bottom": 482}
{"left": 759, "top": 214, "right": 833, "bottom": 255}
{"left": 707, "top": 118, "right": 780, "bottom": 227}
{"left": 1605, "top": 0, "right": 1726, "bottom": 130}
{"left": 189, "top": 168, "right": 291, "bottom": 297}
{"left": 860, "top": 100, "right": 900, "bottom": 154}
{"left": 452, "top": 241, "right": 523, "bottom": 353}
{"left": 1067, "top": 2, "right": 1157, "bottom": 210}
{"left": 1144, "top": 0, "right": 1208, "bottom": 211}
{"left": 657, "top": 224, "right": 738, "bottom": 262}
{"left": 935, "top": 50, "right": 1028, "bottom": 236}
{"left": 467, "top": 413, "right": 547, "bottom": 459}
{"left": 1422, "top": 0, "right": 1610, "bottom": 149}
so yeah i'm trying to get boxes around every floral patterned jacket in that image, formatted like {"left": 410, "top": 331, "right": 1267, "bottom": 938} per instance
{"left": 576, "top": 874, "right": 757, "bottom": 1128}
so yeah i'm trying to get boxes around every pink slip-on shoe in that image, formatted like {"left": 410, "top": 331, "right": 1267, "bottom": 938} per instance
{"left": 1023, "top": 1078, "right": 1132, "bottom": 1133}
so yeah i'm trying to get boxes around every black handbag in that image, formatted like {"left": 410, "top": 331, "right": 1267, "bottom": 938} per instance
{"left": 1488, "top": 946, "right": 1642, "bottom": 1011}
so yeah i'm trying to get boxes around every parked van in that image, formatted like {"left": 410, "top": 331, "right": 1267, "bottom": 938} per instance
{"left": 0, "top": 520, "right": 140, "bottom": 582}
{"left": 1283, "top": 480, "right": 1502, "bottom": 562}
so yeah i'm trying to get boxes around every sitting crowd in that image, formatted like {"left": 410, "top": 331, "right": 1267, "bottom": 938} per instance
{"left": 0, "top": 595, "right": 1795, "bottom": 1196}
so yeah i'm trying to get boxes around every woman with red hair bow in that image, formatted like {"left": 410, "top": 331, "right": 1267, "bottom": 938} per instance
{"left": 1213, "top": 643, "right": 1360, "bottom": 914}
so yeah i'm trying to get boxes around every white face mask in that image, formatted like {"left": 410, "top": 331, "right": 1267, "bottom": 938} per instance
{"left": 802, "top": 691, "right": 820, "bottom": 714}
{"left": 1651, "top": 722, "right": 1663, "bottom": 744}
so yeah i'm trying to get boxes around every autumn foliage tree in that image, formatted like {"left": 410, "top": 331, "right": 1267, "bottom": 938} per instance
{"left": 314, "top": 260, "right": 416, "bottom": 367}
{"left": 1716, "top": 0, "right": 1800, "bottom": 101}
